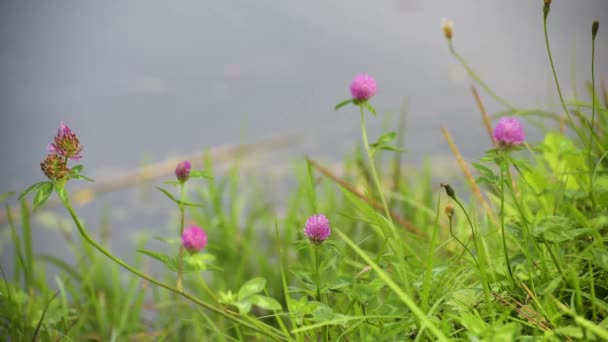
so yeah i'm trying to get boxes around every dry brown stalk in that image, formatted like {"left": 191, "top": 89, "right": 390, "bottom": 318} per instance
{"left": 493, "top": 292, "right": 566, "bottom": 339}
{"left": 440, "top": 127, "right": 494, "bottom": 220}
{"left": 559, "top": 113, "right": 566, "bottom": 135}
{"left": 305, "top": 157, "right": 425, "bottom": 237}
{"left": 471, "top": 85, "right": 497, "bottom": 147}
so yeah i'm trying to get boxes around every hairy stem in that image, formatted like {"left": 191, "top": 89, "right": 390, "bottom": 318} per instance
{"left": 589, "top": 27, "right": 597, "bottom": 205}
{"left": 177, "top": 184, "right": 186, "bottom": 291}
{"left": 359, "top": 107, "right": 392, "bottom": 223}
{"left": 314, "top": 246, "right": 321, "bottom": 302}
{"left": 500, "top": 155, "right": 515, "bottom": 285}
{"left": 543, "top": 8, "right": 586, "bottom": 146}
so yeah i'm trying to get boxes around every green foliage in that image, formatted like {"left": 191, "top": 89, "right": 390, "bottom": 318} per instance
{"left": 137, "top": 249, "right": 220, "bottom": 272}
{"left": 369, "top": 131, "right": 407, "bottom": 155}
{"left": 155, "top": 186, "right": 205, "bottom": 207}
{"left": 69, "top": 164, "right": 95, "bottom": 182}
{"left": 219, "top": 277, "right": 282, "bottom": 315}
{"left": 32, "top": 182, "right": 53, "bottom": 212}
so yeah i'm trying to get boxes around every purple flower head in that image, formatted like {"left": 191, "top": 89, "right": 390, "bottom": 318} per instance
{"left": 40, "top": 154, "right": 70, "bottom": 181}
{"left": 182, "top": 225, "right": 208, "bottom": 253}
{"left": 59, "top": 121, "right": 71, "bottom": 135}
{"left": 304, "top": 214, "right": 331, "bottom": 245}
{"left": 493, "top": 117, "right": 525, "bottom": 147}
{"left": 175, "top": 160, "right": 192, "bottom": 183}
{"left": 350, "top": 74, "right": 377, "bottom": 101}
{"left": 47, "top": 121, "right": 83, "bottom": 160}
{"left": 46, "top": 143, "right": 58, "bottom": 154}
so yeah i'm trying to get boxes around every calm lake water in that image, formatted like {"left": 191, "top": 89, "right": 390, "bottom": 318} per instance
{"left": 1, "top": 1, "right": 607, "bottom": 275}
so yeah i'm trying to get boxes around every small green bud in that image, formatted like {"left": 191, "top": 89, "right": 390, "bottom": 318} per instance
{"left": 440, "top": 182, "right": 456, "bottom": 200}
{"left": 543, "top": 0, "right": 551, "bottom": 18}
{"left": 592, "top": 21, "right": 599, "bottom": 40}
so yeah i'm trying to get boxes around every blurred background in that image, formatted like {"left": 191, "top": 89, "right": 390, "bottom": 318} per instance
{"left": 1, "top": 0, "right": 607, "bottom": 274}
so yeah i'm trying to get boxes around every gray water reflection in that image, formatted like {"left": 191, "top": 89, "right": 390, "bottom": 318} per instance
{"left": 1, "top": 1, "right": 607, "bottom": 275}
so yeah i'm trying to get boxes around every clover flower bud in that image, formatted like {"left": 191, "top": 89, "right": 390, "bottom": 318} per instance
{"left": 182, "top": 225, "right": 208, "bottom": 253}
{"left": 175, "top": 160, "right": 192, "bottom": 183}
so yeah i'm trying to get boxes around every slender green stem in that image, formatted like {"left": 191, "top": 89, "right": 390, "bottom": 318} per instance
{"left": 546, "top": 243, "right": 564, "bottom": 278}
{"left": 591, "top": 150, "right": 608, "bottom": 231}
{"left": 543, "top": 10, "right": 586, "bottom": 146}
{"left": 505, "top": 165, "right": 540, "bottom": 283}
{"left": 198, "top": 273, "right": 219, "bottom": 302}
{"left": 589, "top": 29, "right": 597, "bottom": 205}
{"left": 450, "top": 197, "right": 492, "bottom": 306}
{"left": 451, "top": 198, "right": 479, "bottom": 264}
{"left": 359, "top": 107, "right": 392, "bottom": 223}
{"left": 499, "top": 155, "right": 515, "bottom": 285}
{"left": 314, "top": 246, "right": 321, "bottom": 302}
{"left": 177, "top": 184, "right": 186, "bottom": 291}
{"left": 422, "top": 197, "right": 441, "bottom": 312}
{"left": 313, "top": 246, "right": 328, "bottom": 341}
{"left": 448, "top": 213, "right": 476, "bottom": 266}
{"left": 20, "top": 199, "right": 34, "bottom": 288}
{"left": 359, "top": 106, "right": 400, "bottom": 261}
{"left": 448, "top": 41, "right": 514, "bottom": 110}
{"left": 59, "top": 191, "right": 287, "bottom": 341}
{"left": 589, "top": 261, "right": 598, "bottom": 321}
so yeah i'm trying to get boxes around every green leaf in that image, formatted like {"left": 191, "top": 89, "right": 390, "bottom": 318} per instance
{"left": 369, "top": 131, "right": 406, "bottom": 154}
{"left": 248, "top": 294, "right": 282, "bottom": 311}
{"left": 54, "top": 183, "right": 68, "bottom": 203}
{"left": 70, "top": 164, "right": 84, "bottom": 174}
{"left": 236, "top": 300, "right": 253, "bottom": 315}
{"left": 136, "top": 249, "right": 216, "bottom": 273}
{"left": 371, "top": 131, "right": 397, "bottom": 146}
{"left": 179, "top": 201, "right": 205, "bottom": 208}
{"left": 18, "top": 181, "right": 47, "bottom": 200}
{"left": 472, "top": 162, "right": 499, "bottom": 185}
{"left": 33, "top": 182, "right": 54, "bottom": 211}
{"left": 0, "top": 191, "right": 15, "bottom": 203}
{"left": 137, "top": 249, "right": 172, "bottom": 264}
{"left": 325, "top": 277, "right": 351, "bottom": 291}
{"left": 505, "top": 223, "right": 523, "bottom": 240}
{"left": 376, "top": 145, "right": 406, "bottom": 153}
{"left": 334, "top": 98, "right": 354, "bottom": 111}
{"left": 155, "top": 186, "right": 204, "bottom": 207}
{"left": 351, "top": 283, "right": 377, "bottom": 303}
{"left": 555, "top": 326, "right": 584, "bottom": 339}
{"left": 541, "top": 133, "right": 587, "bottom": 190}
{"left": 182, "top": 253, "right": 212, "bottom": 272}
{"left": 155, "top": 186, "right": 179, "bottom": 203}
{"left": 365, "top": 102, "right": 377, "bottom": 116}
{"left": 311, "top": 304, "right": 334, "bottom": 321}
{"left": 446, "top": 289, "right": 481, "bottom": 312}
{"left": 190, "top": 170, "right": 213, "bottom": 180}
{"left": 152, "top": 236, "right": 181, "bottom": 244}
{"left": 531, "top": 216, "right": 593, "bottom": 243}
{"left": 70, "top": 174, "right": 95, "bottom": 182}
{"left": 238, "top": 277, "right": 266, "bottom": 301}
{"left": 588, "top": 248, "right": 608, "bottom": 272}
